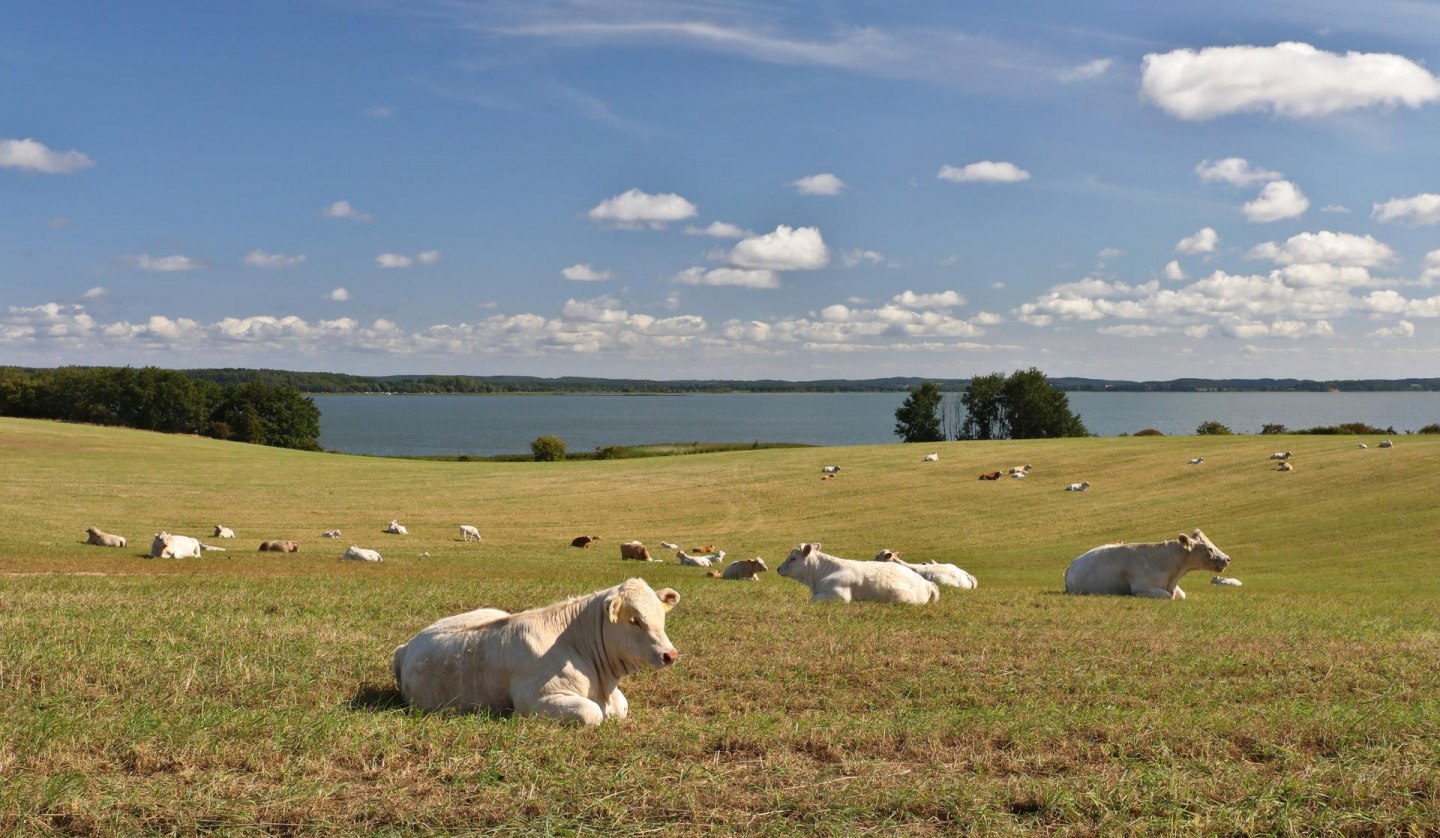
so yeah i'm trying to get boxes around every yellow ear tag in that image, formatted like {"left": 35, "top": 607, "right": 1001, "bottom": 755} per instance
{"left": 662, "top": 600, "right": 674, "bottom": 612}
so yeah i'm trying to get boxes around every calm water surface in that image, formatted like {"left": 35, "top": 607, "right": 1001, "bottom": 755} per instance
{"left": 313, "top": 391, "right": 1440, "bottom": 457}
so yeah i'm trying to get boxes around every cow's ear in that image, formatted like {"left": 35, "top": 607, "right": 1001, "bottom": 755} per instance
{"left": 607, "top": 595, "right": 624, "bottom": 624}
{"left": 804, "top": 542, "right": 819, "bottom": 556}
{"left": 1178, "top": 533, "right": 1192, "bottom": 548}
{"left": 656, "top": 588, "right": 680, "bottom": 611}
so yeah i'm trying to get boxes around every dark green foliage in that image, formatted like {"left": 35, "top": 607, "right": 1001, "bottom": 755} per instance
{"left": 1261, "top": 423, "right": 1287, "bottom": 435}
{"left": 1133, "top": 428, "right": 1165, "bottom": 436}
{"left": 1293, "top": 421, "right": 1396, "bottom": 435}
{"left": 531, "top": 435, "right": 567, "bottom": 461}
{"left": 0, "top": 366, "right": 321, "bottom": 450}
{"left": 1419, "top": 424, "right": 1440, "bottom": 435}
{"left": 596, "top": 445, "right": 630, "bottom": 460}
{"left": 955, "top": 368, "right": 1089, "bottom": 440}
{"left": 1195, "top": 420, "right": 1233, "bottom": 435}
{"left": 893, "top": 382, "right": 945, "bottom": 443}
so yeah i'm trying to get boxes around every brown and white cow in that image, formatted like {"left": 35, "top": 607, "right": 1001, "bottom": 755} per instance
{"left": 620, "top": 541, "right": 659, "bottom": 562}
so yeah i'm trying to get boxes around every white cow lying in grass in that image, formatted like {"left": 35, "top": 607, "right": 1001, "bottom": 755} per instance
{"left": 460, "top": 524, "right": 482, "bottom": 542}
{"left": 1066, "top": 481, "right": 1091, "bottom": 492}
{"left": 922, "top": 452, "right": 939, "bottom": 462}
{"left": 873, "top": 550, "right": 978, "bottom": 589}
{"left": 722, "top": 557, "right": 768, "bottom": 580}
{"left": 778, "top": 542, "right": 939, "bottom": 604}
{"left": 213, "top": 524, "right": 235, "bottom": 539}
{"left": 149, "top": 532, "right": 224, "bottom": 559}
{"left": 343, "top": 545, "right": 383, "bottom": 562}
{"left": 677, "top": 549, "right": 725, "bottom": 567}
{"left": 1063, "top": 529, "right": 1231, "bottom": 600}
{"left": 385, "top": 520, "right": 408, "bottom": 535}
{"left": 392, "top": 578, "right": 680, "bottom": 725}
{"left": 322, "top": 529, "right": 343, "bottom": 539}
{"left": 85, "top": 526, "right": 127, "bottom": 548}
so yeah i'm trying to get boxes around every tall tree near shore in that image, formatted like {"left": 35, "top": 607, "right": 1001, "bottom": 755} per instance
{"left": 956, "top": 368, "right": 1088, "bottom": 439}
{"left": 894, "top": 382, "right": 946, "bottom": 443}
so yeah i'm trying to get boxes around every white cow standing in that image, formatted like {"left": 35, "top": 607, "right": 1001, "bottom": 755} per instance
{"left": 873, "top": 550, "right": 978, "bottom": 590}
{"left": 392, "top": 578, "right": 681, "bottom": 725}
{"left": 460, "top": 524, "right": 482, "bottom": 542}
{"left": 1063, "top": 529, "right": 1231, "bottom": 600}
{"left": 777, "top": 542, "right": 939, "bottom": 604}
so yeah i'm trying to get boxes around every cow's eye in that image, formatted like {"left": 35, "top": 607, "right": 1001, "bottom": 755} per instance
{"left": 630, "top": 616, "right": 645, "bottom": 627}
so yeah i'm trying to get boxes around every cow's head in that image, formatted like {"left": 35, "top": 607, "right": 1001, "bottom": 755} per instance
{"left": 1179, "top": 529, "right": 1230, "bottom": 572}
{"left": 778, "top": 542, "right": 820, "bottom": 579}
{"left": 745, "top": 557, "right": 769, "bottom": 574}
{"left": 606, "top": 579, "right": 680, "bottom": 669}
{"left": 874, "top": 549, "right": 902, "bottom": 563}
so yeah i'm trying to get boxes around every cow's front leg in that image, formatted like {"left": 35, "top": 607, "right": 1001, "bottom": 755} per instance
{"left": 603, "top": 687, "right": 629, "bottom": 720}
{"left": 1133, "top": 586, "right": 1176, "bottom": 599}
{"left": 524, "top": 694, "right": 606, "bottom": 726}
{"left": 1172, "top": 586, "right": 1186, "bottom": 600}
{"left": 811, "top": 590, "right": 852, "bottom": 602}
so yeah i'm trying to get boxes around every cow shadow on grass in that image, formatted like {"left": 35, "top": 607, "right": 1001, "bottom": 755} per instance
{"left": 348, "top": 681, "right": 406, "bottom": 712}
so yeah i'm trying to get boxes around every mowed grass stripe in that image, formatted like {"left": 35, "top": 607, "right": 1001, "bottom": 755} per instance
{"left": 1, "top": 417, "right": 1438, "bottom": 834}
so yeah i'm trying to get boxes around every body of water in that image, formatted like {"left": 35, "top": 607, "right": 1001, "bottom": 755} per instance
{"left": 312, "top": 391, "right": 1440, "bottom": 457}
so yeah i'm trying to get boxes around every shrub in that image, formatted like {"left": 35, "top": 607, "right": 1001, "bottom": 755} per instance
{"left": 1133, "top": 428, "right": 1165, "bottom": 437}
{"left": 531, "top": 435, "right": 567, "bottom": 461}
{"left": 1294, "top": 422, "right": 1395, "bottom": 435}
{"left": 1195, "top": 420, "right": 1233, "bottom": 435}
{"left": 596, "top": 445, "right": 630, "bottom": 460}
{"left": 1261, "top": 423, "right": 1287, "bottom": 435}
{"left": 1418, "top": 424, "right": 1440, "bottom": 435}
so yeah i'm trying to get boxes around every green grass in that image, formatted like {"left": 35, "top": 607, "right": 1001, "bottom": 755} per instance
{"left": 2, "top": 416, "right": 1438, "bottom": 835}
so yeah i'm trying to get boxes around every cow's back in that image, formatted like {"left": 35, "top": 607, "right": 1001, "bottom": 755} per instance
{"left": 396, "top": 607, "right": 514, "bottom": 712}
{"left": 820, "top": 556, "right": 938, "bottom": 603}
{"left": 1064, "top": 544, "right": 1153, "bottom": 595}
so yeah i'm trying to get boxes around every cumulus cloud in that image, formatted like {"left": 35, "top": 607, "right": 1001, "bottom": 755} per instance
{"left": 891, "top": 290, "right": 965, "bottom": 309}
{"left": 685, "top": 221, "right": 748, "bottom": 238}
{"left": 937, "top": 161, "right": 1030, "bottom": 183}
{"left": 729, "top": 225, "right": 829, "bottom": 271}
{"left": 1141, "top": 42, "right": 1440, "bottom": 120}
{"left": 841, "top": 249, "right": 889, "bottom": 267}
{"left": 0, "top": 138, "right": 95, "bottom": 174}
{"left": 1322, "top": 204, "right": 1351, "bottom": 214}
{"left": 789, "top": 173, "right": 847, "bottom": 195}
{"left": 376, "top": 253, "right": 413, "bottom": 268}
{"left": 561, "top": 263, "right": 613, "bottom": 281}
{"left": 1369, "top": 320, "right": 1415, "bottom": 339}
{"left": 1058, "top": 58, "right": 1112, "bottom": 82}
{"left": 1244, "top": 180, "right": 1309, "bottom": 222}
{"left": 1098, "top": 247, "right": 1124, "bottom": 260}
{"left": 1372, "top": 193, "right": 1440, "bottom": 226}
{"left": 587, "top": 188, "right": 697, "bottom": 229}
{"left": 673, "top": 266, "right": 781, "bottom": 289}
{"left": 1164, "top": 260, "right": 1187, "bottom": 281}
{"left": 1195, "top": 157, "right": 1282, "bottom": 187}
{"left": 243, "top": 250, "right": 307, "bottom": 269}
{"left": 328, "top": 287, "right": 351, "bottom": 301}
{"left": 321, "top": 200, "right": 373, "bottom": 221}
{"left": 1247, "top": 231, "right": 1396, "bottom": 267}
{"left": 417, "top": 250, "right": 442, "bottom": 265}
{"left": 82, "top": 287, "right": 107, "bottom": 300}
{"left": 121, "top": 254, "right": 202, "bottom": 272}
{"left": 1176, "top": 227, "right": 1219, "bottom": 254}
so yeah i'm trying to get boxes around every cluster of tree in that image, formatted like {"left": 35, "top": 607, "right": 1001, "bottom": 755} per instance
{"left": 0, "top": 366, "right": 322, "bottom": 450}
{"left": 894, "top": 369, "right": 1089, "bottom": 443}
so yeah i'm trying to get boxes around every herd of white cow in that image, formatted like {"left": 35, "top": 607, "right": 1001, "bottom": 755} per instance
{"left": 77, "top": 441, "right": 1404, "bottom": 725}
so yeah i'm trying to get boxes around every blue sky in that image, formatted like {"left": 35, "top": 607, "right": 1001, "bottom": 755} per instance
{"left": 6, "top": 1, "right": 1440, "bottom": 380}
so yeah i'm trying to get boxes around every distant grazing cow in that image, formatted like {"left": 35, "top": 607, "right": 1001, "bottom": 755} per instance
{"left": 1066, "top": 481, "right": 1091, "bottom": 492}
{"left": 1270, "top": 451, "right": 1292, "bottom": 460}
{"left": 343, "top": 545, "right": 383, "bottom": 563}
{"left": 1379, "top": 439, "right": 1394, "bottom": 448}
{"left": 150, "top": 532, "right": 211, "bottom": 559}
{"left": 873, "top": 549, "right": 977, "bottom": 590}
{"left": 677, "top": 549, "right": 725, "bottom": 567}
{"left": 978, "top": 471, "right": 1002, "bottom": 481}
{"left": 1063, "top": 528, "right": 1231, "bottom": 600}
{"left": 213, "top": 525, "right": 235, "bottom": 539}
{"left": 922, "top": 452, "right": 939, "bottom": 462}
{"left": 571, "top": 535, "right": 599, "bottom": 548}
{"left": 1009, "top": 464, "right": 1033, "bottom": 477}
{"left": 1277, "top": 461, "right": 1294, "bottom": 472}
{"left": 259, "top": 540, "right": 300, "bottom": 553}
{"left": 385, "top": 520, "right": 408, "bottom": 535}
{"left": 821, "top": 465, "right": 840, "bottom": 474}
{"left": 660, "top": 541, "right": 679, "bottom": 550}
{"left": 322, "top": 529, "right": 343, "bottom": 539}
{"left": 722, "top": 557, "right": 768, "bottom": 581}
{"left": 1357, "top": 443, "right": 1368, "bottom": 449}
{"left": 460, "top": 524, "right": 482, "bottom": 542}
{"left": 1212, "top": 576, "right": 1243, "bottom": 587}
{"left": 620, "top": 541, "right": 659, "bottom": 562}
{"left": 690, "top": 544, "right": 717, "bottom": 555}
{"left": 85, "top": 526, "right": 126, "bottom": 548}
{"left": 392, "top": 578, "right": 680, "bottom": 724}
{"left": 777, "top": 542, "right": 939, "bottom": 604}
{"left": 1187, "top": 457, "right": 1204, "bottom": 465}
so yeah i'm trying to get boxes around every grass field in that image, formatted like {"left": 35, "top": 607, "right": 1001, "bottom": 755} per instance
{"left": 2, "top": 416, "right": 1438, "bottom": 835}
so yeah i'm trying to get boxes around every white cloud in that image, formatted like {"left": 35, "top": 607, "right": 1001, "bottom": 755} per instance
{"left": 673, "top": 266, "right": 780, "bottom": 289}
{"left": 561, "top": 263, "right": 613, "bottom": 281}
{"left": 1321, "top": 204, "right": 1351, "bottom": 214}
{"left": 685, "top": 221, "right": 747, "bottom": 239}
{"left": 121, "top": 254, "right": 202, "bottom": 272}
{"left": 417, "top": 250, "right": 442, "bottom": 265}
{"left": 321, "top": 200, "right": 373, "bottom": 222}
{"left": 1141, "top": 42, "right": 1440, "bottom": 120}
{"left": 243, "top": 250, "right": 307, "bottom": 269}
{"left": 1098, "top": 247, "right": 1124, "bottom": 260}
{"left": 328, "top": 287, "right": 351, "bottom": 302}
{"left": 891, "top": 290, "right": 965, "bottom": 309}
{"left": 1244, "top": 180, "right": 1309, "bottom": 222}
{"left": 1195, "top": 157, "right": 1283, "bottom": 187}
{"left": 937, "top": 161, "right": 1030, "bottom": 183}
{"left": 587, "top": 188, "right": 697, "bottom": 229}
{"left": 841, "top": 249, "right": 888, "bottom": 267}
{"left": 1176, "top": 227, "right": 1219, "bottom": 254}
{"left": 1058, "top": 58, "right": 1112, "bottom": 83}
{"left": 1247, "top": 231, "right": 1396, "bottom": 267}
{"left": 1372, "top": 193, "right": 1440, "bottom": 226}
{"left": 729, "top": 225, "right": 829, "bottom": 271}
{"left": 376, "top": 253, "right": 414, "bottom": 268}
{"left": 362, "top": 105, "right": 394, "bottom": 118}
{"left": 0, "top": 138, "right": 95, "bottom": 174}
{"left": 82, "top": 287, "right": 107, "bottom": 300}
{"left": 1368, "top": 320, "right": 1415, "bottom": 339}
{"left": 1164, "top": 260, "right": 1187, "bottom": 281}
{"left": 789, "top": 173, "right": 847, "bottom": 196}
{"left": 971, "top": 311, "right": 1003, "bottom": 326}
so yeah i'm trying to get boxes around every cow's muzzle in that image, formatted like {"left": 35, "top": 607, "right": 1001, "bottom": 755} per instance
{"left": 660, "top": 649, "right": 679, "bottom": 666}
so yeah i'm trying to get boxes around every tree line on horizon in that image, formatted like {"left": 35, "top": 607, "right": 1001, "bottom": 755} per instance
{"left": 0, "top": 366, "right": 322, "bottom": 451}
{"left": 895, "top": 369, "right": 1090, "bottom": 442}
